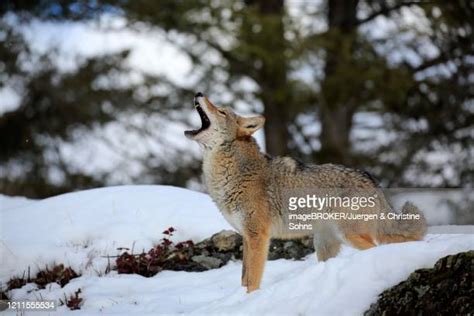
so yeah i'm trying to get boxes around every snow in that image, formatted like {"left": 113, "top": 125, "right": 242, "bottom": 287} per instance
{"left": 1, "top": 186, "right": 473, "bottom": 315}
{"left": 0, "top": 195, "right": 36, "bottom": 211}
{"left": 0, "top": 186, "right": 231, "bottom": 281}
{"left": 12, "top": 14, "right": 193, "bottom": 85}
{"left": 390, "top": 189, "right": 461, "bottom": 225}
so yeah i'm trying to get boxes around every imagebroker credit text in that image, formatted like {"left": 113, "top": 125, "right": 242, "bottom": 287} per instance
{"left": 287, "top": 212, "right": 421, "bottom": 222}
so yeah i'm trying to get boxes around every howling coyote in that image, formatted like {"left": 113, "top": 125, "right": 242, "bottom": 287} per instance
{"left": 185, "top": 93, "right": 426, "bottom": 293}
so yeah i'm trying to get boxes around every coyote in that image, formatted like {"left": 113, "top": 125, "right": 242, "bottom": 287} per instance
{"left": 185, "top": 93, "right": 427, "bottom": 293}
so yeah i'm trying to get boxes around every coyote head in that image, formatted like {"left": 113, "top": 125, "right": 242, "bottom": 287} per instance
{"left": 184, "top": 92, "right": 265, "bottom": 147}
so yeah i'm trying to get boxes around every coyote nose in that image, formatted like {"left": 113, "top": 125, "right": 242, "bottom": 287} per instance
{"left": 194, "top": 92, "right": 203, "bottom": 106}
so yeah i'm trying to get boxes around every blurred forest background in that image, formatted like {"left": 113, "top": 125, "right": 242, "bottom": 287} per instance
{"left": 0, "top": 0, "right": 473, "bottom": 198}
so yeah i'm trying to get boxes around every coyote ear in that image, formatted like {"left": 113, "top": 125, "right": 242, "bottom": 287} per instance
{"left": 238, "top": 115, "right": 265, "bottom": 136}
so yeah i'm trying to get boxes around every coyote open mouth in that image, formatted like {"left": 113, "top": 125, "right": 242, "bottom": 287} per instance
{"left": 184, "top": 93, "right": 210, "bottom": 136}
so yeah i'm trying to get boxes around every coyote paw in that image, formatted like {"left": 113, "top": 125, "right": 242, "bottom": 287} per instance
{"left": 246, "top": 284, "right": 259, "bottom": 293}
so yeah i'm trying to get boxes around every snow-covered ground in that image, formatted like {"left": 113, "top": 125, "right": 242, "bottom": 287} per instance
{"left": 0, "top": 186, "right": 231, "bottom": 281}
{"left": 1, "top": 186, "right": 473, "bottom": 315}
{"left": 0, "top": 195, "right": 36, "bottom": 211}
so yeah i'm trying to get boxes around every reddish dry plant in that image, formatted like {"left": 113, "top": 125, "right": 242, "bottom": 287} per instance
{"left": 7, "top": 264, "right": 79, "bottom": 290}
{"left": 35, "top": 264, "right": 79, "bottom": 288}
{"left": 60, "top": 288, "right": 83, "bottom": 310}
{"left": 7, "top": 276, "right": 28, "bottom": 291}
{"left": 116, "top": 227, "right": 194, "bottom": 277}
{"left": 0, "top": 290, "right": 9, "bottom": 300}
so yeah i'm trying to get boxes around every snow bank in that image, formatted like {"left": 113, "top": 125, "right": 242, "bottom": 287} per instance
{"left": 0, "top": 194, "right": 36, "bottom": 211}
{"left": 6, "top": 235, "right": 473, "bottom": 315}
{"left": 1, "top": 185, "right": 473, "bottom": 315}
{"left": 0, "top": 185, "right": 230, "bottom": 280}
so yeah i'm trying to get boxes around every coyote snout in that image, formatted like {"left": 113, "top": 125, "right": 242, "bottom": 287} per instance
{"left": 185, "top": 93, "right": 427, "bottom": 293}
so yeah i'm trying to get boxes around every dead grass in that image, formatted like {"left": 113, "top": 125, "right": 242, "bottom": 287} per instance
{"left": 59, "top": 288, "right": 83, "bottom": 310}
{"left": 6, "top": 264, "right": 79, "bottom": 290}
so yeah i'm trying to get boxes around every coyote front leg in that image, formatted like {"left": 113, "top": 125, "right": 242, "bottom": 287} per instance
{"left": 241, "top": 238, "right": 249, "bottom": 286}
{"left": 243, "top": 227, "right": 270, "bottom": 293}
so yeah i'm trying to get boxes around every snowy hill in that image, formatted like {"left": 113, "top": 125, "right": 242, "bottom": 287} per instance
{"left": 1, "top": 186, "right": 473, "bottom": 315}
{"left": 0, "top": 186, "right": 231, "bottom": 280}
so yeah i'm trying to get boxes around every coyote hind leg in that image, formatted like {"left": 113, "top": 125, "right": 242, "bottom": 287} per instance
{"left": 313, "top": 226, "right": 342, "bottom": 262}
{"left": 345, "top": 233, "right": 376, "bottom": 250}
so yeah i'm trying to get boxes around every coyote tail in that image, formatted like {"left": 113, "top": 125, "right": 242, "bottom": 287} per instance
{"left": 377, "top": 202, "right": 427, "bottom": 244}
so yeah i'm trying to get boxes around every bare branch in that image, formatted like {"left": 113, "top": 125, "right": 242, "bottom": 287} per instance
{"left": 410, "top": 53, "right": 449, "bottom": 73}
{"left": 356, "top": 1, "right": 432, "bottom": 26}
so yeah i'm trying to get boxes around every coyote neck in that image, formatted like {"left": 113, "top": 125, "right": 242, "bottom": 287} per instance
{"left": 202, "top": 138, "right": 267, "bottom": 216}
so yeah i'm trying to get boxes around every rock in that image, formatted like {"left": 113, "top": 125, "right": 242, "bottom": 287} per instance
{"left": 211, "top": 230, "right": 242, "bottom": 252}
{"left": 195, "top": 237, "right": 212, "bottom": 250}
{"left": 300, "top": 236, "right": 314, "bottom": 248}
{"left": 268, "top": 238, "right": 314, "bottom": 260}
{"left": 180, "top": 230, "right": 314, "bottom": 271}
{"left": 283, "top": 241, "right": 294, "bottom": 250}
{"left": 191, "top": 255, "right": 223, "bottom": 270}
{"left": 0, "top": 300, "right": 7, "bottom": 312}
{"left": 365, "top": 251, "right": 474, "bottom": 315}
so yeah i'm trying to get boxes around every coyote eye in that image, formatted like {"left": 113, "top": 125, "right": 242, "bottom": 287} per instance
{"left": 218, "top": 110, "right": 226, "bottom": 116}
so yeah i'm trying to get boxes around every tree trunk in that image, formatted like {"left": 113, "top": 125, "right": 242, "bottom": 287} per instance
{"left": 319, "top": 0, "right": 359, "bottom": 164}
{"left": 320, "top": 105, "right": 354, "bottom": 163}
{"left": 244, "top": 0, "right": 290, "bottom": 156}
